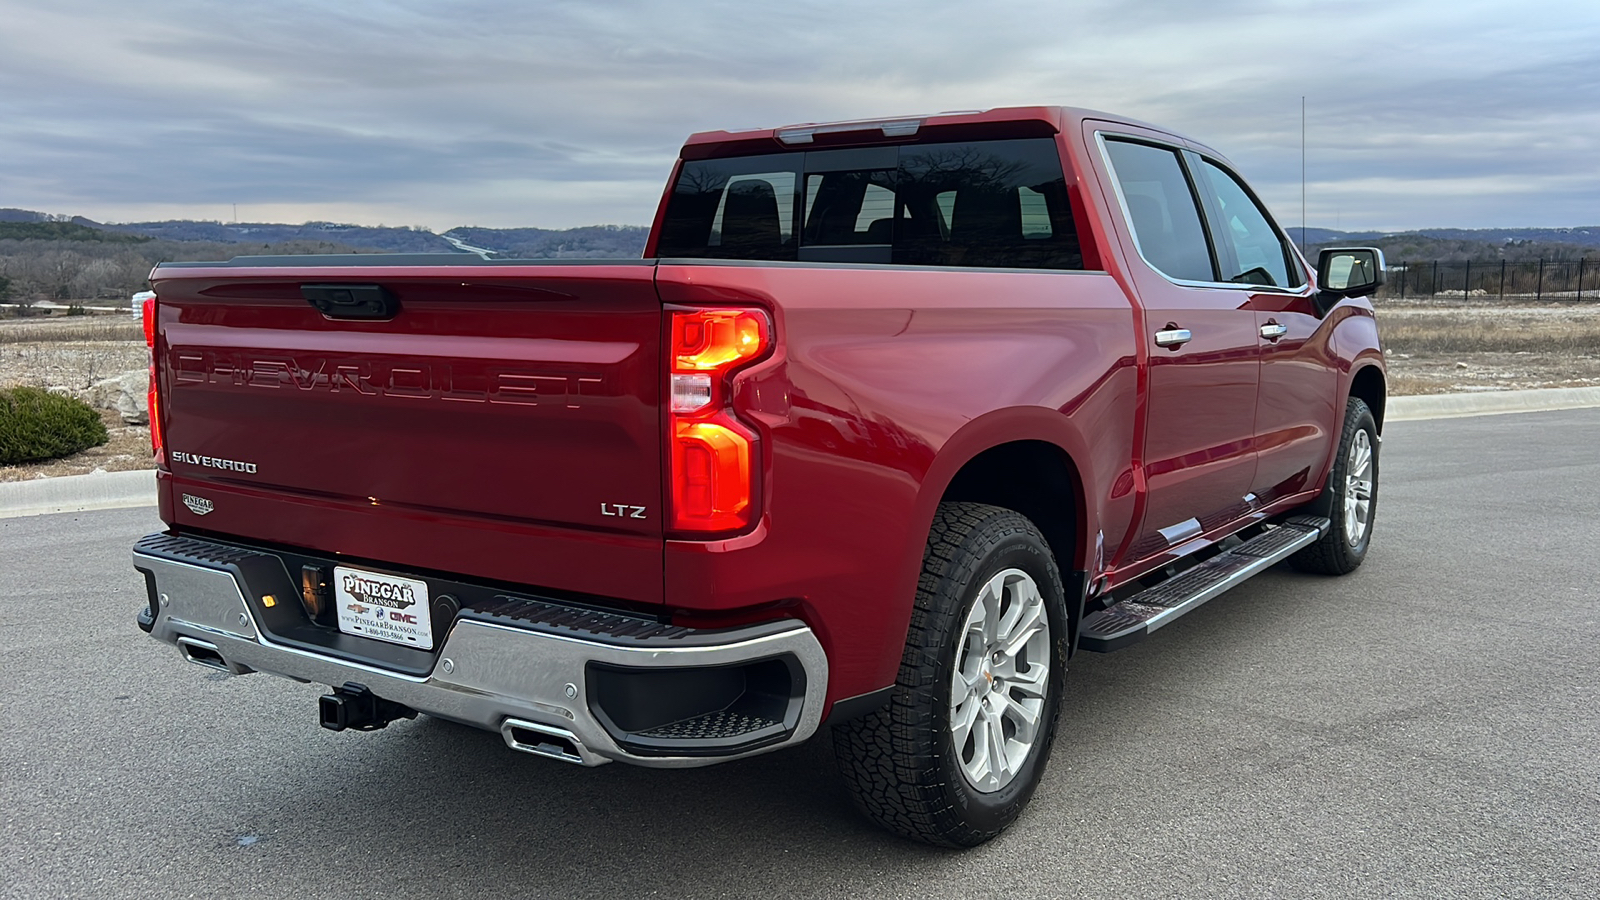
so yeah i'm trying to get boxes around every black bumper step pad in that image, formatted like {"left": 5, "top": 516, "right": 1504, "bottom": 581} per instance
{"left": 461, "top": 595, "right": 690, "bottom": 644}
{"left": 637, "top": 709, "right": 784, "bottom": 741}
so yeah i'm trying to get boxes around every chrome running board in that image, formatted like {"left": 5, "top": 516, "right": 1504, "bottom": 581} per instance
{"left": 1079, "top": 516, "right": 1330, "bottom": 653}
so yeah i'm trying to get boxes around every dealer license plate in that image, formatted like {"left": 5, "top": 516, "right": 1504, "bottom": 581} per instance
{"left": 333, "top": 566, "right": 434, "bottom": 650}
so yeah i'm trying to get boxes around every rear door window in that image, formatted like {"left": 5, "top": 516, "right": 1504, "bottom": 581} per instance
{"left": 657, "top": 138, "right": 1083, "bottom": 270}
{"left": 1101, "top": 139, "right": 1216, "bottom": 283}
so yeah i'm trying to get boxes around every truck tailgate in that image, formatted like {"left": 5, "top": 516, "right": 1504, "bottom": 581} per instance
{"left": 151, "top": 262, "right": 664, "bottom": 605}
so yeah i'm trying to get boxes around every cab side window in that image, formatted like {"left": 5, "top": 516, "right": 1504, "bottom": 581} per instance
{"left": 1196, "top": 160, "right": 1303, "bottom": 288}
{"left": 1102, "top": 139, "right": 1215, "bottom": 283}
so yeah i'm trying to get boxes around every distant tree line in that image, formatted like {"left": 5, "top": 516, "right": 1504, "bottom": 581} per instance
{"left": 0, "top": 224, "right": 654, "bottom": 307}
{"left": 0, "top": 227, "right": 651, "bottom": 306}
{"left": 103, "top": 219, "right": 452, "bottom": 251}
{"left": 0, "top": 221, "right": 153, "bottom": 243}
{"left": 0, "top": 238, "right": 373, "bottom": 305}
{"left": 1308, "top": 235, "right": 1598, "bottom": 265}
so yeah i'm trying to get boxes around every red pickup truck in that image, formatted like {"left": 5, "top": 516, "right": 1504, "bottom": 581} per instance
{"left": 133, "top": 106, "right": 1385, "bottom": 846}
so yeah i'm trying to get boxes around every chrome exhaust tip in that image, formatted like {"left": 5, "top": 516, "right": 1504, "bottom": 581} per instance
{"left": 501, "top": 718, "right": 606, "bottom": 766}
{"left": 176, "top": 636, "right": 251, "bottom": 675}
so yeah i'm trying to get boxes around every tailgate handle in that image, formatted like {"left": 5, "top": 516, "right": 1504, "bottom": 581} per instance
{"left": 302, "top": 284, "right": 399, "bottom": 320}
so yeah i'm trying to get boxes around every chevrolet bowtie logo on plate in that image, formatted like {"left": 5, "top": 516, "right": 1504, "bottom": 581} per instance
{"left": 182, "top": 493, "right": 214, "bottom": 516}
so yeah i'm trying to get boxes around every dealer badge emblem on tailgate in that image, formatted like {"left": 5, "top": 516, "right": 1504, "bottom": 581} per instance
{"left": 181, "top": 494, "right": 214, "bottom": 516}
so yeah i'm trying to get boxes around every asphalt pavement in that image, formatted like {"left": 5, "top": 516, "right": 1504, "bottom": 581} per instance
{"left": 2, "top": 409, "right": 1597, "bottom": 899}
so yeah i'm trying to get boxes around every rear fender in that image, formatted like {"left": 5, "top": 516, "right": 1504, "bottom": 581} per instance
{"left": 880, "top": 409, "right": 1096, "bottom": 662}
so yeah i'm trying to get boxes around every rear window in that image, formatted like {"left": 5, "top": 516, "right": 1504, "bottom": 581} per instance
{"left": 656, "top": 138, "right": 1084, "bottom": 270}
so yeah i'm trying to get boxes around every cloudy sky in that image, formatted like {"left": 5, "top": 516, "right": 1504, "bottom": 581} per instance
{"left": 2, "top": 0, "right": 1597, "bottom": 232}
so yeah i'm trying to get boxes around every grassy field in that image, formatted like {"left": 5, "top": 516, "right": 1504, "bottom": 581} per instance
{"left": 0, "top": 318, "right": 144, "bottom": 344}
{"left": 0, "top": 317, "right": 148, "bottom": 393}
{"left": 1378, "top": 305, "right": 1600, "bottom": 354}
{"left": 1374, "top": 300, "right": 1600, "bottom": 394}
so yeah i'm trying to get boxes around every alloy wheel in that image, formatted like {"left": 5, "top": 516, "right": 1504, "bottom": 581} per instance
{"left": 1343, "top": 429, "right": 1374, "bottom": 546}
{"left": 949, "top": 568, "right": 1051, "bottom": 793}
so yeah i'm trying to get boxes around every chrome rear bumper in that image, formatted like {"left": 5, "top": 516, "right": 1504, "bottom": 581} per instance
{"left": 134, "top": 535, "right": 827, "bottom": 768}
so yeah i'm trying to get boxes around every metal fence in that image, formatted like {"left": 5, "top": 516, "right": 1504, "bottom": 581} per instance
{"left": 1383, "top": 259, "right": 1595, "bottom": 300}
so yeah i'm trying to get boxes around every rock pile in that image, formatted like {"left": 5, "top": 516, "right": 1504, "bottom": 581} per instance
{"left": 75, "top": 370, "right": 148, "bottom": 425}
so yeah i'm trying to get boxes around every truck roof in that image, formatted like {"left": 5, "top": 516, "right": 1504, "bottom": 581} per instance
{"left": 679, "top": 106, "right": 1185, "bottom": 160}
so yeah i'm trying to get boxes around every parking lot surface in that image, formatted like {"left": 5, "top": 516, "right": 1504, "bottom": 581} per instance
{"left": 2, "top": 409, "right": 1597, "bottom": 899}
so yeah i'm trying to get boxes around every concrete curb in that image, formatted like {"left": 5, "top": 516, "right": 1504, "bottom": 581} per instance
{"left": 0, "top": 469, "right": 157, "bottom": 519}
{"left": 1388, "top": 386, "right": 1600, "bottom": 422}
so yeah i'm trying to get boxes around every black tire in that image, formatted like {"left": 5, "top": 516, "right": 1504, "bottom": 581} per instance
{"left": 832, "top": 502, "right": 1070, "bottom": 847}
{"left": 1290, "top": 397, "right": 1379, "bottom": 575}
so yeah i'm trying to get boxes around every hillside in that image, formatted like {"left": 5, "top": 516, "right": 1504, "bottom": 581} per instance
{"left": 99, "top": 219, "right": 649, "bottom": 258}
{"left": 1296, "top": 226, "right": 1600, "bottom": 262}
{"left": 93, "top": 219, "right": 456, "bottom": 253}
{"left": 3, "top": 203, "right": 1594, "bottom": 306}
{"left": 0, "top": 208, "right": 652, "bottom": 304}
{"left": 0, "top": 233, "right": 376, "bottom": 303}
{"left": 0, "top": 220, "right": 151, "bottom": 244}
{"left": 0, "top": 208, "right": 58, "bottom": 223}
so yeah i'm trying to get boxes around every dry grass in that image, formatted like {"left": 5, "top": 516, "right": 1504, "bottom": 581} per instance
{"left": 0, "top": 312, "right": 148, "bottom": 390}
{"left": 1377, "top": 308, "right": 1600, "bottom": 355}
{"left": 1375, "top": 301, "right": 1600, "bottom": 395}
{"left": 0, "top": 317, "right": 144, "bottom": 344}
{"left": 0, "top": 341, "right": 149, "bottom": 391}
{"left": 1383, "top": 371, "right": 1449, "bottom": 396}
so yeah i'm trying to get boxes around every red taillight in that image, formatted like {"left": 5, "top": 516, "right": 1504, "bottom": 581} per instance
{"left": 141, "top": 295, "right": 163, "bottom": 458}
{"left": 668, "top": 308, "right": 770, "bottom": 533}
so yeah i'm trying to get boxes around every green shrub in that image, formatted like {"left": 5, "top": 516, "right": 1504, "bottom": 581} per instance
{"left": 0, "top": 387, "right": 109, "bottom": 464}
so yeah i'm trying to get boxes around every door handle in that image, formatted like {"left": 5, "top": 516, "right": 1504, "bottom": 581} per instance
{"left": 1259, "top": 321, "right": 1288, "bottom": 341}
{"left": 1154, "top": 326, "right": 1192, "bottom": 349}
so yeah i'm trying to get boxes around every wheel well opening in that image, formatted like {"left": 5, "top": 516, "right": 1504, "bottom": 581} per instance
{"left": 1351, "top": 365, "right": 1387, "bottom": 432}
{"left": 941, "top": 441, "right": 1084, "bottom": 639}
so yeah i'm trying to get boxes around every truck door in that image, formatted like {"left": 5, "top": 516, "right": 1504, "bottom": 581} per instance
{"left": 1095, "top": 134, "right": 1261, "bottom": 565}
{"left": 1187, "top": 155, "right": 1338, "bottom": 507}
